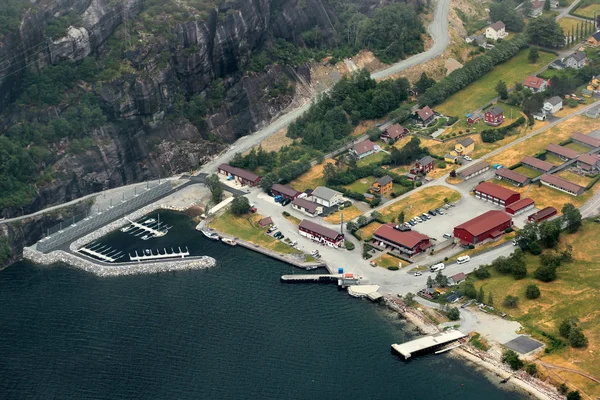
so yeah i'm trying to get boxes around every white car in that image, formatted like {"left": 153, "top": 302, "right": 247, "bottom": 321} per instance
{"left": 414, "top": 217, "right": 422, "bottom": 223}
{"left": 443, "top": 233, "right": 452, "bottom": 239}
{"left": 464, "top": 156, "right": 472, "bottom": 161}
{"left": 430, "top": 263, "right": 445, "bottom": 272}
{"left": 457, "top": 255, "right": 470, "bottom": 264}
{"left": 413, "top": 271, "right": 423, "bottom": 277}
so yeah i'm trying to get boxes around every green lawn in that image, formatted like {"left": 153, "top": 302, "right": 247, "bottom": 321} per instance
{"left": 514, "top": 165, "right": 542, "bottom": 178}
{"left": 564, "top": 141, "right": 591, "bottom": 154}
{"left": 573, "top": 2, "right": 600, "bottom": 18}
{"left": 357, "top": 151, "right": 388, "bottom": 167}
{"left": 344, "top": 177, "right": 374, "bottom": 193}
{"left": 435, "top": 49, "right": 556, "bottom": 118}
{"left": 544, "top": 153, "right": 566, "bottom": 166}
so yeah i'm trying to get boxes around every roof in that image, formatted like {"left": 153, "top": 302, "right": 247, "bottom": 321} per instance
{"left": 392, "top": 330, "right": 466, "bottom": 358}
{"left": 495, "top": 168, "right": 530, "bottom": 184}
{"left": 311, "top": 186, "right": 342, "bottom": 201}
{"left": 571, "top": 132, "right": 600, "bottom": 148}
{"left": 445, "top": 153, "right": 458, "bottom": 159}
{"left": 489, "top": 21, "right": 505, "bottom": 31}
{"left": 417, "top": 155, "right": 435, "bottom": 166}
{"left": 258, "top": 216, "right": 273, "bottom": 227}
{"left": 292, "top": 197, "right": 321, "bottom": 213}
{"left": 218, "top": 164, "right": 261, "bottom": 182}
{"left": 487, "top": 106, "right": 503, "bottom": 117}
{"left": 546, "top": 143, "right": 580, "bottom": 159}
{"left": 353, "top": 139, "right": 376, "bottom": 155}
{"left": 541, "top": 174, "right": 585, "bottom": 193}
{"left": 373, "top": 224, "right": 431, "bottom": 249}
{"left": 271, "top": 183, "right": 300, "bottom": 198}
{"left": 377, "top": 175, "right": 393, "bottom": 185}
{"left": 474, "top": 182, "right": 519, "bottom": 201}
{"left": 524, "top": 75, "right": 546, "bottom": 89}
{"left": 417, "top": 106, "right": 434, "bottom": 121}
{"left": 383, "top": 124, "right": 407, "bottom": 139}
{"left": 506, "top": 197, "right": 535, "bottom": 212}
{"left": 299, "top": 219, "right": 341, "bottom": 240}
{"left": 459, "top": 161, "right": 489, "bottom": 177}
{"left": 591, "top": 31, "right": 600, "bottom": 41}
{"left": 569, "top": 51, "right": 586, "bottom": 62}
{"left": 457, "top": 137, "right": 475, "bottom": 147}
{"left": 531, "top": 0, "right": 544, "bottom": 9}
{"left": 450, "top": 272, "right": 466, "bottom": 282}
{"left": 454, "top": 210, "right": 512, "bottom": 237}
{"left": 545, "top": 96, "right": 562, "bottom": 106}
{"left": 529, "top": 206, "right": 557, "bottom": 221}
{"left": 521, "top": 155, "right": 554, "bottom": 172}
{"left": 577, "top": 153, "right": 600, "bottom": 166}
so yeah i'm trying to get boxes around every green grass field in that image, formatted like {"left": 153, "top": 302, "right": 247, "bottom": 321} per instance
{"left": 357, "top": 151, "right": 387, "bottom": 167}
{"left": 544, "top": 153, "right": 566, "bottom": 166}
{"left": 514, "top": 165, "right": 542, "bottom": 178}
{"left": 573, "top": 2, "right": 600, "bottom": 18}
{"left": 344, "top": 177, "right": 373, "bottom": 193}
{"left": 435, "top": 50, "right": 556, "bottom": 118}
{"left": 564, "top": 141, "right": 591, "bottom": 154}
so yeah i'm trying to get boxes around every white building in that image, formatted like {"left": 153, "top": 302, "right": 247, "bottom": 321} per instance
{"left": 309, "top": 186, "right": 344, "bottom": 208}
{"left": 485, "top": 21, "right": 508, "bottom": 41}
{"left": 543, "top": 96, "right": 563, "bottom": 114}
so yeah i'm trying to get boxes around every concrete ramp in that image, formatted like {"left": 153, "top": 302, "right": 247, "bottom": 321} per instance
{"left": 392, "top": 330, "right": 466, "bottom": 359}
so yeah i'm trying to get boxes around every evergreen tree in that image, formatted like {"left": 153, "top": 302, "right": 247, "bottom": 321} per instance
{"left": 495, "top": 80, "right": 509, "bottom": 99}
{"left": 528, "top": 47, "right": 539, "bottom": 64}
{"left": 487, "top": 292, "right": 494, "bottom": 306}
{"left": 477, "top": 287, "right": 485, "bottom": 303}
{"left": 543, "top": 0, "right": 551, "bottom": 12}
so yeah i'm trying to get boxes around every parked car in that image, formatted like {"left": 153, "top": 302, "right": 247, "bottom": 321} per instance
{"left": 457, "top": 255, "right": 470, "bottom": 264}
{"left": 403, "top": 222, "right": 411, "bottom": 228}
{"left": 250, "top": 207, "right": 257, "bottom": 213}
{"left": 512, "top": 239, "right": 518, "bottom": 246}
{"left": 274, "top": 195, "right": 284, "bottom": 203}
{"left": 444, "top": 203, "right": 451, "bottom": 209}
{"left": 428, "top": 210, "right": 437, "bottom": 216}
{"left": 464, "top": 156, "right": 472, "bottom": 161}
{"left": 436, "top": 208, "right": 445, "bottom": 215}
{"left": 414, "top": 216, "right": 422, "bottom": 223}
{"left": 421, "top": 213, "right": 430, "bottom": 220}
{"left": 430, "top": 263, "right": 445, "bottom": 272}
{"left": 271, "top": 225, "right": 278, "bottom": 231}
{"left": 413, "top": 271, "right": 423, "bottom": 277}
{"left": 281, "top": 198, "right": 291, "bottom": 206}
{"left": 443, "top": 233, "right": 452, "bottom": 239}
{"left": 408, "top": 220, "right": 417, "bottom": 226}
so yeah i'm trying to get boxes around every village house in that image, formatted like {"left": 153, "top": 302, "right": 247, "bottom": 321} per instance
{"left": 270, "top": 184, "right": 301, "bottom": 200}
{"left": 571, "top": 132, "right": 600, "bottom": 148}
{"left": 523, "top": 75, "right": 548, "bottom": 93}
{"left": 485, "top": 21, "right": 508, "bottom": 40}
{"left": 564, "top": 52, "right": 587, "bottom": 69}
{"left": 217, "top": 164, "right": 262, "bottom": 187}
{"left": 309, "top": 186, "right": 344, "bottom": 208}
{"left": 380, "top": 124, "right": 408, "bottom": 143}
{"left": 458, "top": 161, "right": 490, "bottom": 180}
{"left": 530, "top": 0, "right": 544, "bottom": 17}
{"left": 587, "top": 31, "right": 600, "bottom": 47}
{"left": 350, "top": 139, "right": 379, "bottom": 160}
{"left": 467, "top": 112, "right": 482, "bottom": 124}
{"left": 410, "top": 156, "right": 436, "bottom": 175}
{"left": 495, "top": 168, "right": 530, "bottom": 187}
{"left": 453, "top": 137, "right": 475, "bottom": 156}
{"left": 454, "top": 210, "right": 513, "bottom": 245}
{"left": 484, "top": 106, "right": 505, "bottom": 126}
{"left": 372, "top": 224, "right": 432, "bottom": 257}
{"left": 370, "top": 176, "right": 394, "bottom": 196}
{"left": 258, "top": 216, "right": 273, "bottom": 228}
{"left": 528, "top": 207, "right": 557, "bottom": 223}
{"left": 473, "top": 182, "right": 521, "bottom": 207}
{"left": 521, "top": 156, "right": 554, "bottom": 173}
{"left": 586, "top": 105, "right": 600, "bottom": 118}
{"left": 415, "top": 106, "right": 436, "bottom": 126}
{"left": 543, "top": 96, "right": 563, "bottom": 114}
{"left": 505, "top": 198, "right": 535, "bottom": 216}
{"left": 292, "top": 197, "right": 323, "bottom": 217}
{"left": 298, "top": 219, "right": 344, "bottom": 248}
{"left": 445, "top": 153, "right": 459, "bottom": 164}
{"left": 448, "top": 272, "right": 466, "bottom": 286}
{"left": 540, "top": 174, "right": 585, "bottom": 196}
{"left": 546, "top": 143, "right": 580, "bottom": 161}
{"left": 577, "top": 154, "right": 600, "bottom": 172}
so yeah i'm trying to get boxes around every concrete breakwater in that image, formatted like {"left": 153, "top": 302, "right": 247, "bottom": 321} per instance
{"left": 23, "top": 247, "right": 216, "bottom": 278}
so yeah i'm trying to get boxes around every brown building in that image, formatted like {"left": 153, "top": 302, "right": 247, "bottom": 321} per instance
{"left": 571, "top": 132, "right": 600, "bottom": 148}
{"left": 381, "top": 124, "right": 408, "bottom": 143}
{"left": 505, "top": 198, "right": 535, "bottom": 215}
{"left": 521, "top": 156, "right": 554, "bottom": 173}
{"left": 370, "top": 176, "right": 394, "bottom": 196}
{"left": 298, "top": 219, "right": 344, "bottom": 248}
{"left": 372, "top": 224, "right": 432, "bottom": 257}
{"left": 528, "top": 207, "right": 557, "bottom": 223}
{"left": 458, "top": 161, "right": 490, "bottom": 180}
{"left": 217, "top": 164, "right": 262, "bottom": 186}
{"left": 473, "top": 182, "right": 520, "bottom": 207}
{"left": 540, "top": 174, "right": 585, "bottom": 196}
{"left": 495, "top": 168, "right": 530, "bottom": 187}
{"left": 546, "top": 143, "right": 580, "bottom": 161}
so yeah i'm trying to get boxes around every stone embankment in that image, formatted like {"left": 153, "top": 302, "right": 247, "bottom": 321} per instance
{"left": 23, "top": 247, "right": 216, "bottom": 278}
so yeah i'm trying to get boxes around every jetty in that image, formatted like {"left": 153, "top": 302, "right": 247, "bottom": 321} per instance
{"left": 129, "top": 247, "right": 190, "bottom": 262}
{"left": 125, "top": 217, "right": 167, "bottom": 238}
{"left": 391, "top": 330, "right": 466, "bottom": 359}
{"left": 79, "top": 244, "right": 123, "bottom": 262}
{"left": 281, "top": 274, "right": 343, "bottom": 283}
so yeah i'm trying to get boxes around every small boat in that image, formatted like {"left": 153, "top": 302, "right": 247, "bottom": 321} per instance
{"left": 141, "top": 235, "right": 150, "bottom": 241}
{"left": 221, "top": 238, "right": 237, "bottom": 246}
{"left": 121, "top": 225, "right": 133, "bottom": 233}
{"left": 143, "top": 218, "right": 156, "bottom": 224}
{"left": 145, "top": 249, "right": 152, "bottom": 255}
{"left": 202, "top": 230, "right": 220, "bottom": 240}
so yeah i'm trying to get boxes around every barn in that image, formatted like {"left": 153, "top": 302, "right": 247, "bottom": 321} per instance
{"left": 505, "top": 198, "right": 535, "bottom": 215}
{"left": 473, "top": 182, "right": 521, "bottom": 207}
{"left": 528, "top": 207, "right": 557, "bottom": 223}
{"left": 454, "top": 210, "right": 513, "bottom": 245}
{"left": 271, "top": 184, "right": 301, "bottom": 200}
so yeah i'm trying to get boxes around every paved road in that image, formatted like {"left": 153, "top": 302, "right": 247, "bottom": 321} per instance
{"left": 556, "top": 0, "right": 582, "bottom": 20}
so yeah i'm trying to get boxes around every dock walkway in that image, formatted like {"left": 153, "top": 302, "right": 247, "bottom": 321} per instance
{"left": 125, "top": 218, "right": 166, "bottom": 237}
{"left": 391, "top": 330, "right": 466, "bottom": 359}
{"left": 280, "top": 274, "right": 342, "bottom": 282}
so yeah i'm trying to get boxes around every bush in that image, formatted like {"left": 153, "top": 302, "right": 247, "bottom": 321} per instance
{"left": 447, "top": 307, "right": 460, "bottom": 321}
{"left": 502, "top": 349, "right": 524, "bottom": 370}
{"left": 525, "top": 363, "right": 537, "bottom": 376}
{"left": 387, "top": 266, "right": 399, "bottom": 271}
{"left": 503, "top": 295, "right": 519, "bottom": 308}
{"left": 416, "top": 181, "right": 422, "bottom": 187}
{"left": 468, "top": 244, "right": 475, "bottom": 249}
{"left": 569, "top": 328, "right": 588, "bottom": 348}
{"left": 525, "top": 284, "right": 541, "bottom": 299}
{"left": 534, "top": 265, "right": 557, "bottom": 282}
{"left": 282, "top": 211, "right": 290, "bottom": 217}
{"left": 436, "top": 161, "right": 447, "bottom": 169}
{"left": 567, "top": 391, "right": 581, "bottom": 400}
{"left": 473, "top": 266, "right": 491, "bottom": 280}
{"left": 529, "top": 241, "right": 542, "bottom": 255}
{"left": 345, "top": 241, "right": 355, "bottom": 251}
{"left": 504, "top": 227, "right": 514, "bottom": 233}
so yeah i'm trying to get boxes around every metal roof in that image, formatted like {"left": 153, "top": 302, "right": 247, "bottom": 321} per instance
{"left": 271, "top": 183, "right": 300, "bottom": 197}
{"left": 292, "top": 197, "right": 321, "bottom": 213}
{"left": 521, "top": 156, "right": 554, "bottom": 172}
{"left": 547, "top": 143, "right": 580, "bottom": 159}
{"left": 506, "top": 197, "right": 535, "bottom": 212}
{"left": 541, "top": 174, "right": 584, "bottom": 193}
{"left": 495, "top": 168, "right": 529, "bottom": 184}
{"left": 459, "top": 161, "right": 489, "bottom": 177}
{"left": 474, "top": 182, "right": 520, "bottom": 201}
{"left": 299, "top": 219, "right": 342, "bottom": 241}
{"left": 218, "top": 164, "right": 261, "bottom": 182}
{"left": 454, "top": 210, "right": 512, "bottom": 237}
{"left": 373, "top": 224, "right": 431, "bottom": 249}
{"left": 311, "top": 186, "right": 342, "bottom": 201}
{"left": 571, "top": 132, "right": 600, "bottom": 148}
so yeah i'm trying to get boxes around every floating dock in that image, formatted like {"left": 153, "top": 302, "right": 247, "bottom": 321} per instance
{"left": 125, "top": 217, "right": 167, "bottom": 238}
{"left": 348, "top": 285, "right": 380, "bottom": 298}
{"left": 391, "top": 330, "right": 466, "bottom": 359}
{"left": 280, "top": 274, "right": 343, "bottom": 283}
{"left": 129, "top": 247, "right": 190, "bottom": 262}
{"left": 78, "top": 243, "right": 123, "bottom": 262}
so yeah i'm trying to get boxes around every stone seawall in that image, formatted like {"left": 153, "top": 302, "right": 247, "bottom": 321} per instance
{"left": 23, "top": 247, "right": 216, "bottom": 278}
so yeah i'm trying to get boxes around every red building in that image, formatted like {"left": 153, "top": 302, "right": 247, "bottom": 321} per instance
{"left": 270, "top": 184, "right": 301, "bottom": 200}
{"left": 410, "top": 156, "right": 436, "bottom": 175}
{"left": 217, "top": 164, "right": 262, "bottom": 186}
{"left": 298, "top": 219, "right": 344, "bottom": 248}
{"left": 372, "top": 224, "right": 432, "bottom": 257}
{"left": 473, "top": 182, "right": 521, "bottom": 207}
{"left": 484, "top": 106, "right": 505, "bottom": 126}
{"left": 381, "top": 124, "right": 408, "bottom": 143}
{"left": 505, "top": 198, "right": 535, "bottom": 215}
{"left": 454, "top": 210, "right": 513, "bottom": 245}
{"left": 528, "top": 207, "right": 557, "bottom": 223}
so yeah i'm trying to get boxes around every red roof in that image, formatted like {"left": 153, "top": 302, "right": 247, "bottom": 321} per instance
{"left": 528, "top": 206, "right": 557, "bottom": 222}
{"left": 383, "top": 124, "right": 407, "bottom": 139}
{"left": 506, "top": 197, "right": 535, "bottom": 212}
{"left": 577, "top": 153, "right": 600, "bottom": 166}
{"left": 299, "top": 219, "right": 342, "bottom": 241}
{"left": 571, "top": 132, "right": 600, "bottom": 148}
{"left": 474, "top": 182, "right": 519, "bottom": 202}
{"left": 353, "top": 139, "right": 376, "bottom": 155}
{"left": 540, "top": 174, "right": 584, "bottom": 193}
{"left": 524, "top": 75, "right": 546, "bottom": 89}
{"left": 455, "top": 210, "right": 512, "bottom": 237}
{"left": 417, "top": 106, "right": 434, "bottom": 121}
{"left": 218, "top": 164, "right": 261, "bottom": 182}
{"left": 547, "top": 143, "right": 580, "bottom": 159}
{"left": 271, "top": 184, "right": 300, "bottom": 198}
{"left": 521, "top": 156, "right": 554, "bottom": 172}
{"left": 258, "top": 217, "right": 273, "bottom": 227}
{"left": 495, "top": 168, "right": 529, "bottom": 184}
{"left": 373, "top": 224, "right": 431, "bottom": 249}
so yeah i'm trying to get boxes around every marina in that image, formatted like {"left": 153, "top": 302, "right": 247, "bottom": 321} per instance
{"left": 129, "top": 247, "right": 190, "bottom": 262}
{"left": 78, "top": 243, "right": 124, "bottom": 262}
{"left": 123, "top": 215, "right": 172, "bottom": 240}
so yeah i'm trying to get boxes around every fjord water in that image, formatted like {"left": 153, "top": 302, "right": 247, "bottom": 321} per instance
{"left": 0, "top": 212, "right": 523, "bottom": 399}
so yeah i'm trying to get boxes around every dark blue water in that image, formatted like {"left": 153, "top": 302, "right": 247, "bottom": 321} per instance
{"left": 0, "top": 212, "right": 523, "bottom": 399}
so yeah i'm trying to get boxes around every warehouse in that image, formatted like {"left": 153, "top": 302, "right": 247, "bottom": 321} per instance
{"left": 546, "top": 144, "right": 580, "bottom": 161}
{"left": 495, "top": 168, "right": 530, "bottom": 187}
{"left": 292, "top": 198, "right": 323, "bottom": 217}
{"left": 271, "top": 184, "right": 301, "bottom": 200}
{"left": 458, "top": 161, "right": 490, "bottom": 180}
{"left": 372, "top": 224, "right": 432, "bottom": 257}
{"left": 473, "top": 182, "right": 521, "bottom": 207}
{"left": 298, "top": 220, "right": 345, "bottom": 248}
{"left": 521, "top": 156, "right": 554, "bottom": 173}
{"left": 505, "top": 198, "right": 535, "bottom": 215}
{"left": 528, "top": 207, "right": 557, "bottom": 223}
{"left": 540, "top": 174, "right": 585, "bottom": 196}
{"left": 217, "top": 164, "right": 262, "bottom": 187}
{"left": 454, "top": 210, "right": 513, "bottom": 245}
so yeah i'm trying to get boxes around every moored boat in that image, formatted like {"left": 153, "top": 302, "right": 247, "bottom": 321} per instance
{"left": 202, "top": 230, "right": 220, "bottom": 240}
{"left": 221, "top": 237, "right": 236, "bottom": 246}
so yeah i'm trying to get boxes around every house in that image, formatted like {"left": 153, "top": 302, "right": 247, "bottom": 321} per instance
{"left": 453, "top": 210, "right": 513, "bottom": 245}
{"left": 571, "top": 132, "right": 600, "bottom": 148}
{"left": 505, "top": 198, "right": 535, "bottom": 215}
{"left": 467, "top": 112, "right": 482, "bottom": 124}
{"left": 372, "top": 224, "right": 432, "bottom": 257}
{"left": 309, "top": 186, "right": 344, "bottom": 208}
{"left": 495, "top": 168, "right": 530, "bottom": 187}
{"left": 484, "top": 106, "right": 505, "bottom": 126}
{"left": 454, "top": 137, "right": 475, "bottom": 156}
{"left": 271, "top": 184, "right": 301, "bottom": 200}
{"left": 577, "top": 153, "right": 600, "bottom": 172}
{"left": 530, "top": 0, "right": 544, "bottom": 17}
{"left": 540, "top": 174, "right": 585, "bottom": 196}
{"left": 217, "top": 164, "right": 262, "bottom": 187}
{"left": 292, "top": 197, "right": 323, "bottom": 217}
{"left": 370, "top": 175, "right": 394, "bottom": 196}
{"left": 587, "top": 31, "right": 600, "bottom": 47}
{"left": 458, "top": 161, "right": 490, "bottom": 180}
{"left": 546, "top": 143, "right": 580, "bottom": 161}
{"left": 528, "top": 206, "right": 557, "bottom": 223}
{"left": 448, "top": 272, "right": 466, "bottom": 286}
{"left": 543, "top": 96, "right": 563, "bottom": 114}
{"left": 411, "top": 156, "right": 436, "bottom": 175}
{"left": 485, "top": 21, "right": 508, "bottom": 40}
{"left": 298, "top": 219, "right": 344, "bottom": 248}
{"left": 350, "top": 139, "right": 379, "bottom": 159}
{"left": 523, "top": 75, "right": 548, "bottom": 93}
{"left": 533, "top": 111, "right": 547, "bottom": 121}
{"left": 415, "top": 106, "right": 436, "bottom": 126}
{"left": 405, "top": 173, "right": 418, "bottom": 182}
{"left": 564, "top": 52, "right": 587, "bottom": 69}
{"left": 473, "top": 182, "right": 521, "bottom": 207}
{"left": 521, "top": 156, "right": 554, "bottom": 173}
{"left": 585, "top": 105, "right": 600, "bottom": 118}
{"left": 445, "top": 153, "right": 459, "bottom": 163}
{"left": 258, "top": 217, "right": 273, "bottom": 227}
{"left": 381, "top": 124, "right": 408, "bottom": 143}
